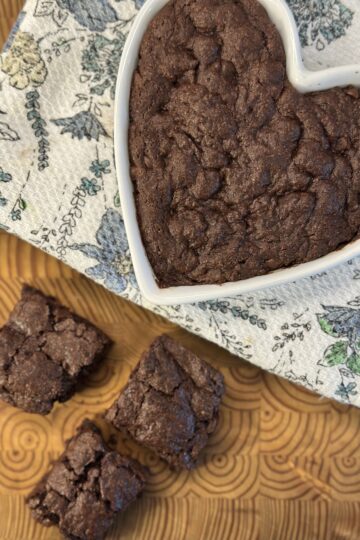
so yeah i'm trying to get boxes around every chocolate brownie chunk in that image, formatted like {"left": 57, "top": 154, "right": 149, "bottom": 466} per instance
{"left": 27, "top": 421, "right": 146, "bottom": 540}
{"left": 129, "top": 0, "right": 360, "bottom": 286}
{"left": 105, "top": 335, "right": 224, "bottom": 469}
{"left": 0, "top": 286, "right": 111, "bottom": 414}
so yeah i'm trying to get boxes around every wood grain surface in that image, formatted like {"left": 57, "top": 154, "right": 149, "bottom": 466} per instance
{"left": 1, "top": 3, "right": 360, "bottom": 539}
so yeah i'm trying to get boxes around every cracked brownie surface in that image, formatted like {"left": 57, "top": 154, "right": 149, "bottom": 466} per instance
{"left": 105, "top": 335, "right": 225, "bottom": 469}
{"left": 27, "top": 421, "right": 146, "bottom": 540}
{"left": 129, "top": 0, "right": 360, "bottom": 286}
{"left": 0, "top": 286, "right": 111, "bottom": 414}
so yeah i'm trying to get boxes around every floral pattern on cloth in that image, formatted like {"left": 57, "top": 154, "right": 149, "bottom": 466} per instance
{"left": 286, "top": 0, "right": 353, "bottom": 50}
{"left": 1, "top": 31, "right": 47, "bottom": 89}
{"left": 70, "top": 208, "right": 137, "bottom": 294}
{"left": 1, "top": 0, "right": 360, "bottom": 406}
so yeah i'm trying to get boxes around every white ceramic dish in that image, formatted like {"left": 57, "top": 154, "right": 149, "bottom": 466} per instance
{"left": 114, "top": 0, "right": 360, "bottom": 305}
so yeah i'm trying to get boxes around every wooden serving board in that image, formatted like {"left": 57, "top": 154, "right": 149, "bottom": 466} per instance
{"left": 1, "top": 3, "right": 360, "bottom": 538}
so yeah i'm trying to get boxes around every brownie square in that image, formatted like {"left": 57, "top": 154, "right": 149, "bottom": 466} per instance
{"left": 27, "top": 420, "right": 146, "bottom": 540}
{"left": 0, "top": 285, "right": 111, "bottom": 414}
{"left": 105, "top": 335, "right": 225, "bottom": 469}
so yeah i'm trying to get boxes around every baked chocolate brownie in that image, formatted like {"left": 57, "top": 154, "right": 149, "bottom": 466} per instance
{"left": 129, "top": 0, "right": 360, "bottom": 286}
{"left": 105, "top": 335, "right": 224, "bottom": 469}
{"left": 27, "top": 421, "right": 146, "bottom": 540}
{"left": 0, "top": 286, "right": 111, "bottom": 414}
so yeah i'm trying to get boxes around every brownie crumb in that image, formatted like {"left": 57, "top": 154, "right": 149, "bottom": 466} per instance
{"left": 0, "top": 286, "right": 111, "bottom": 414}
{"left": 27, "top": 420, "right": 146, "bottom": 540}
{"left": 129, "top": 0, "right": 360, "bottom": 286}
{"left": 105, "top": 335, "right": 225, "bottom": 470}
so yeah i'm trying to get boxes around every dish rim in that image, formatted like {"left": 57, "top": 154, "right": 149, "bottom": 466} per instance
{"left": 114, "top": 0, "right": 360, "bottom": 305}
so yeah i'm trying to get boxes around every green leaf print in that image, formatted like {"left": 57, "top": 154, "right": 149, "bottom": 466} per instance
{"left": 19, "top": 198, "right": 27, "bottom": 211}
{"left": 347, "top": 353, "right": 360, "bottom": 375}
{"left": 114, "top": 190, "right": 120, "bottom": 208}
{"left": 25, "top": 91, "right": 50, "bottom": 171}
{"left": 317, "top": 314, "right": 339, "bottom": 337}
{"left": 318, "top": 341, "right": 348, "bottom": 367}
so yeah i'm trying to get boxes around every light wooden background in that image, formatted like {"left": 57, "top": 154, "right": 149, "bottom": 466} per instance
{"left": 1, "top": 1, "right": 360, "bottom": 538}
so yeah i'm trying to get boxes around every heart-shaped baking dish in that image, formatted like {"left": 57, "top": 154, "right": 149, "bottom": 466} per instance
{"left": 114, "top": 0, "right": 360, "bottom": 305}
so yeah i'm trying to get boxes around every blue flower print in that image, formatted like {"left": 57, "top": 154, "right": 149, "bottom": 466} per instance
{"left": 81, "top": 34, "right": 125, "bottom": 100}
{"left": 70, "top": 208, "right": 136, "bottom": 294}
{"left": 0, "top": 168, "right": 12, "bottom": 183}
{"left": 55, "top": 0, "right": 118, "bottom": 32}
{"left": 335, "top": 381, "right": 358, "bottom": 401}
{"left": 287, "top": 0, "right": 354, "bottom": 49}
{"left": 51, "top": 111, "right": 107, "bottom": 141}
{"left": 11, "top": 209, "right": 21, "bottom": 221}
{"left": 81, "top": 177, "right": 101, "bottom": 196}
{"left": 89, "top": 159, "right": 110, "bottom": 178}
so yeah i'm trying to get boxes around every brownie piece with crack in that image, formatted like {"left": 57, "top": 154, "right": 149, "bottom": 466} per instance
{"left": 27, "top": 420, "right": 146, "bottom": 540}
{"left": 105, "top": 335, "right": 225, "bottom": 469}
{"left": 0, "top": 285, "right": 111, "bottom": 414}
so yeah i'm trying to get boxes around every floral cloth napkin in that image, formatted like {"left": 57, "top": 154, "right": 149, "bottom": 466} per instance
{"left": 1, "top": 0, "right": 360, "bottom": 406}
